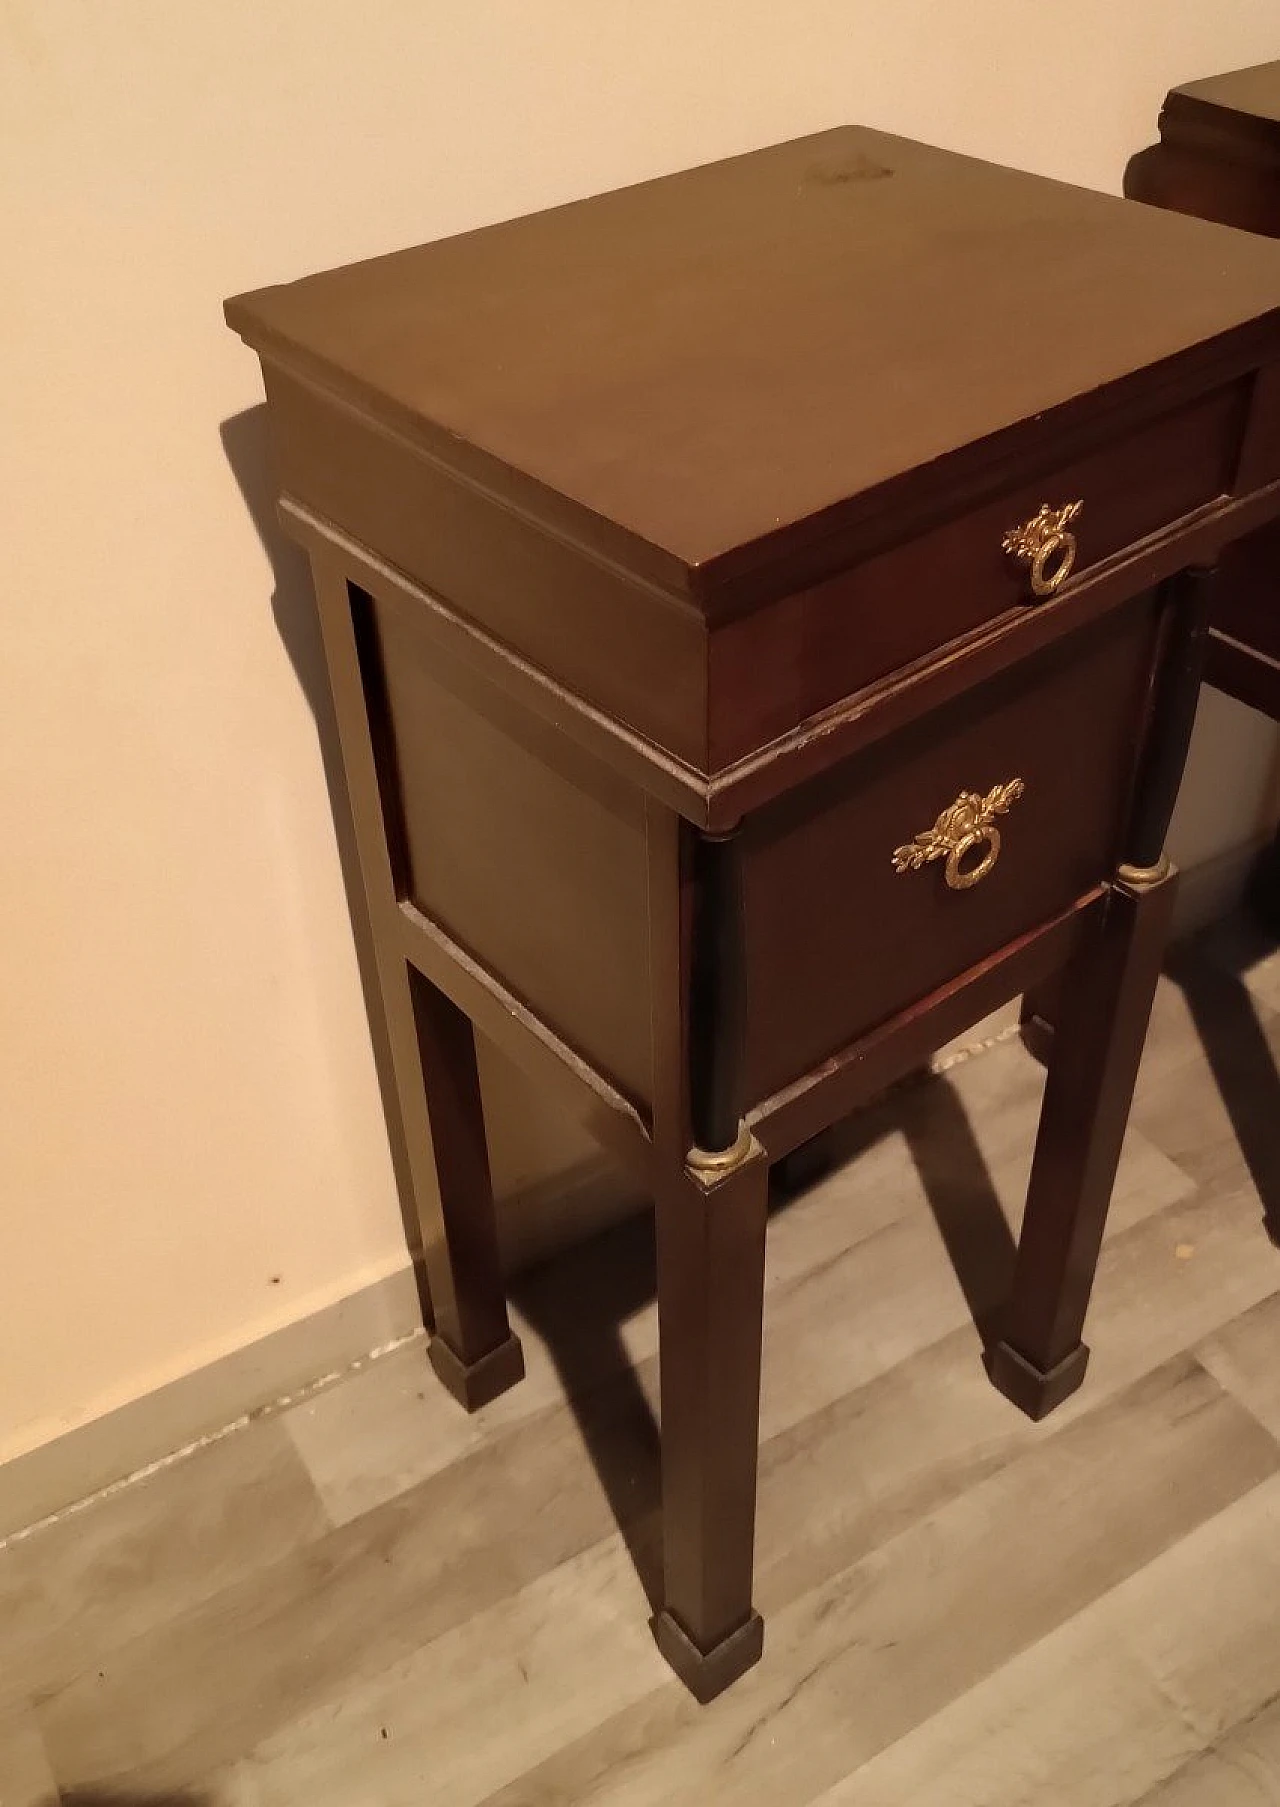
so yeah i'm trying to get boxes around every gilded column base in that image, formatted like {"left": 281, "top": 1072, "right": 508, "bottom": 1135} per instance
{"left": 1115, "top": 852, "right": 1174, "bottom": 892}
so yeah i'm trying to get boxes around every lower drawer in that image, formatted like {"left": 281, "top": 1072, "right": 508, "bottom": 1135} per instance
{"left": 740, "top": 595, "right": 1161, "bottom": 1103}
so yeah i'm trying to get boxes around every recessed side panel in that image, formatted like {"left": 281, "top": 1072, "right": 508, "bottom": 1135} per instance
{"left": 356, "top": 582, "right": 655, "bottom": 1111}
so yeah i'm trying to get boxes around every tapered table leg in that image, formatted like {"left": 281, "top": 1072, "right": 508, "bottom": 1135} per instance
{"left": 989, "top": 863, "right": 1177, "bottom": 1419}
{"left": 652, "top": 1135, "right": 769, "bottom": 1702}
{"left": 411, "top": 970, "right": 525, "bottom": 1410}
{"left": 310, "top": 549, "right": 522, "bottom": 1412}
{"left": 1018, "top": 972, "right": 1059, "bottom": 1067}
{"left": 994, "top": 566, "right": 1213, "bottom": 1417}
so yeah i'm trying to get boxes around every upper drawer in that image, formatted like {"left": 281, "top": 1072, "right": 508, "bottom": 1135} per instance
{"left": 709, "top": 382, "right": 1246, "bottom": 769}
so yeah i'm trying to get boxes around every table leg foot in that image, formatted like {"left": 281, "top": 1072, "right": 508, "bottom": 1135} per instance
{"left": 986, "top": 1338, "right": 1089, "bottom": 1421}
{"left": 1018, "top": 974, "right": 1060, "bottom": 1068}
{"left": 652, "top": 1608, "right": 765, "bottom": 1703}
{"left": 428, "top": 1330, "right": 525, "bottom": 1412}
{"left": 1018, "top": 1007, "right": 1055, "bottom": 1067}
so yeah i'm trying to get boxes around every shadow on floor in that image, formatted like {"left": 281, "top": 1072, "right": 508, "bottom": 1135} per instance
{"left": 1167, "top": 922, "right": 1280, "bottom": 1245}
{"left": 220, "top": 404, "right": 433, "bottom": 1319}
{"left": 507, "top": 1065, "right": 1014, "bottom": 1609}
{"left": 509, "top": 1210, "right": 664, "bottom": 1608}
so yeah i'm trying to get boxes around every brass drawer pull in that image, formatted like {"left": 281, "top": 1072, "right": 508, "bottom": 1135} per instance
{"left": 1002, "top": 501, "right": 1083, "bottom": 598}
{"left": 892, "top": 779, "right": 1026, "bottom": 890}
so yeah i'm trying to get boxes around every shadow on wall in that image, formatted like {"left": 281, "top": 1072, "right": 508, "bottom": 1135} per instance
{"left": 218, "top": 409, "right": 637, "bottom": 1312}
{"left": 219, "top": 404, "right": 433, "bottom": 1320}
{"left": 219, "top": 406, "right": 334, "bottom": 776}
{"left": 1122, "top": 141, "right": 1164, "bottom": 207}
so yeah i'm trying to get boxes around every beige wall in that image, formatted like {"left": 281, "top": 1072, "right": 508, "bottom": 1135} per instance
{"left": 3, "top": 1, "right": 1279, "bottom": 1467}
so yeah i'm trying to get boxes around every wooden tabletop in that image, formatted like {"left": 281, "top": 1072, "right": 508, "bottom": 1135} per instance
{"left": 1165, "top": 60, "right": 1280, "bottom": 135}
{"left": 228, "top": 125, "right": 1280, "bottom": 587}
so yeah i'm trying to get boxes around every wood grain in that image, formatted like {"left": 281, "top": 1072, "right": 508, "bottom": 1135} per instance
{"left": 226, "top": 126, "right": 1280, "bottom": 587}
{"left": 741, "top": 603, "right": 1156, "bottom": 1101}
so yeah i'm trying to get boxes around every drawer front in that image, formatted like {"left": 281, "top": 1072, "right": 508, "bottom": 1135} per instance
{"left": 710, "top": 384, "right": 1243, "bottom": 768}
{"left": 740, "top": 597, "right": 1161, "bottom": 1103}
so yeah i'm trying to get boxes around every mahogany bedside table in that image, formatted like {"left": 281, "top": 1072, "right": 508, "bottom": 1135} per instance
{"left": 1023, "top": 63, "right": 1280, "bottom": 1063}
{"left": 1130, "top": 61, "right": 1280, "bottom": 887}
{"left": 227, "top": 126, "right": 1280, "bottom": 1701}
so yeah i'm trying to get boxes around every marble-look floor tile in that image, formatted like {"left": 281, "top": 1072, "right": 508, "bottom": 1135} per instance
{"left": 16, "top": 929, "right": 1280, "bottom": 1806}
{"left": 59, "top": 1357, "right": 1269, "bottom": 1807}
{"left": 753, "top": 1181, "right": 1280, "bottom": 1614}
{"left": 475, "top": 1360, "right": 1277, "bottom": 1807}
{"left": 1193, "top": 913, "right": 1280, "bottom": 1015}
{"left": 810, "top": 1471, "right": 1280, "bottom": 1807}
{"left": 1197, "top": 1291, "right": 1280, "bottom": 1444}
{"left": 283, "top": 1338, "right": 481, "bottom": 1525}
{"left": 1132, "top": 955, "right": 1280, "bottom": 1204}
{"left": 38, "top": 1081, "right": 1250, "bottom": 1795}
{"left": 1133, "top": 1695, "right": 1280, "bottom": 1805}
{"left": 0, "top": 1417, "right": 327, "bottom": 1713}
{"left": 282, "top": 1041, "right": 1070, "bottom": 1528}
{"left": 34, "top": 1375, "right": 661, "bottom": 1791}
{"left": 217, "top": 1537, "right": 666, "bottom": 1807}
{"left": 0, "top": 1703, "right": 57, "bottom": 1807}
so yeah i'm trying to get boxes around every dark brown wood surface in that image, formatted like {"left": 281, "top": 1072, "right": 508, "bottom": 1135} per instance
{"left": 1142, "top": 62, "right": 1280, "bottom": 238}
{"left": 240, "top": 130, "right": 1280, "bottom": 807}
{"left": 992, "top": 869, "right": 1178, "bottom": 1417}
{"left": 751, "top": 899, "right": 1094, "bottom": 1161}
{"left": 686, "top": 829, "right": 748, "bottom": 1154}
{"left": 227, "top": 126, "right": 1280, "bottom": 596}
{"left": 653, "top": 1143, "right": 769, "bottom": 1699}
{"left": 1129, "top": 61, "right": 1280, "bottom": 274}
{"left": 1167, "top": 59, "right": 1280, "bottom": 138}
{"left": 367, "top": 581, "right": 655, "bottom": 1109}
{"left": 997, "top": 566, "right": 1214, "bottom": 1411}
{"left": 1123, "top": 568, "right": 1216, "bottom": 870}
{"left": 265, "top": 373, "right": 710, "bottom": 769}
{"left": 741, "top": 600, "right": 1159, "bottom": 1101}
{"left": 1120, "top": 63, "right": 1280, "bottom": 857}
{"left": 706, "top": 384, "right": 1244, "bottom": 766}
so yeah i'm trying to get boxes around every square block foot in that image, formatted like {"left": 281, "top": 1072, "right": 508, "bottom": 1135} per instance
{"left": 652, "top": 1609, "right": 764, "bottom": 1704}
{"left": 1019, "top": 1012, "right": 1055, "bottom": 1067}
{"left": 428, "top": 1331, "right": 525, "bottom": 1412}
{"left": 986, "top": 1339, "right": 1089, "bottom": 1422}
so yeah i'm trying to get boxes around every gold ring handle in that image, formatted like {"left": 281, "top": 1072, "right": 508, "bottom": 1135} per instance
{"left": 1029, "top": 532, "right": 1076, "bottom": 598}
{"left": 944, "top": 826, "right": 1001, "bottom": 890}
{"left": 892, "top": 780, "right": 1024, "bottom": 889}
{"left": 1003, "top": 502, "right": 1083, "bottom": 600}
